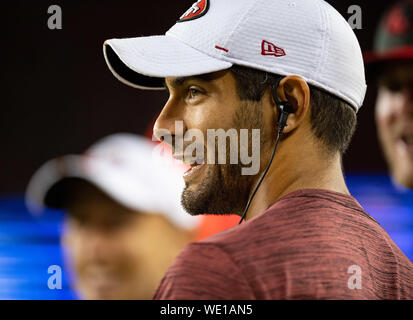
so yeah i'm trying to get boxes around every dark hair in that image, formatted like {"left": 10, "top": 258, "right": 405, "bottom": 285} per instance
{"left": 229, "top": 65, "right": 357, "bottom": 155}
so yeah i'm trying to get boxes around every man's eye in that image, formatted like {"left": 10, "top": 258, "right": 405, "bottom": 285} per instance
{"left": 380, "top": 77, "right": 403, "bottom": 92}
{"left": 187, "top": 87, "right": 202, "bottom": 100}
{"left": 69, "top": 216, "right": 88, "bottom": 228}
{"left": 386, "top": 80, "right": 403, "bottom": 92}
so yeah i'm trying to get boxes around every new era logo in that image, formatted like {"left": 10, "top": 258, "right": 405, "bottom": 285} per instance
{"left": 261, "top": 40, "right": 286, "bottom": 57}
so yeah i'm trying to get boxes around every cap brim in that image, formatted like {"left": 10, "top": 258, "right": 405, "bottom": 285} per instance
{"left": 364, "top": 45, "right": 413, "bottom": 65}
{"left": 103, "top": 35, "right": 232, "bottom": 90}
{"left": 25, "top": 155, "right": 155, "bottom": 215}
{"left": 25, "top": 155, "right": 87, "bottom": 213}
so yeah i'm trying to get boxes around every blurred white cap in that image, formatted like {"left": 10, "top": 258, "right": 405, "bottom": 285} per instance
{"left": 25, "top": 133, "right": 198, "bottom": 230}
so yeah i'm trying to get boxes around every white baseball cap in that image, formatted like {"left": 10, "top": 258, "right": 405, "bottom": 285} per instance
{"left": 103, "top": 0, "right": 366, "bottom": 111}
{"left": 25, "top": 133, "right": 199, "bottom": 230}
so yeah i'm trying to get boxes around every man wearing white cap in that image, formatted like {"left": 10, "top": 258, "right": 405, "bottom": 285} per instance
{"left": 365, "top": 1, "right": 413, "bottom": 189}
{"left": 26, "top": 134, "right": 198, "bottom": 299}
{"left": 104, "top": 0, "right": 413, "bottom": 299}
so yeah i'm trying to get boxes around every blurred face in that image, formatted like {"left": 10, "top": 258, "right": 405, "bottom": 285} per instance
{"left": 375, "top": 62, "right": 413, "bottom": 188}
{"left": 61, "top": 182, "right": 192, "bottom": 300}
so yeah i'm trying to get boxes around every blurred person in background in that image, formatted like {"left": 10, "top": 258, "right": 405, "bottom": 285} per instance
{"left": 25, "top": 133, "right": 198, "bottom": 299}
{"left": 365, "top": 0, "right": 413, "bottom": 189}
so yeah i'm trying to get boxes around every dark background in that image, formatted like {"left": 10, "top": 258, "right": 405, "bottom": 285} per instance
{"left": 1, "top": 0, "right": 393, "bottom": 193}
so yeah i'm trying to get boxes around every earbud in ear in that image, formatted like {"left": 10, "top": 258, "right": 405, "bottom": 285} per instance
{"left": 239, "top": 77, "right": 293, "bottom": 225}
{"left": 272, "top": 78, "right": 293, "bottom": 129}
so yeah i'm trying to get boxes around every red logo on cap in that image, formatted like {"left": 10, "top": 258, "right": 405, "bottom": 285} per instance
{"left": 178, "top": 0, "right": 209, "bottom": 22}
{"left": 386, "top": 6, "right": 409, "bottom": 35}
{"left": 261, "top": 40, "right": 286, "bottom": 57}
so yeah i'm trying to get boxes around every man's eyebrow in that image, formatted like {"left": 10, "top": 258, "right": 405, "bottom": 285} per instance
{"left": 164, "top": 74, "right": 214, "bottom": 89}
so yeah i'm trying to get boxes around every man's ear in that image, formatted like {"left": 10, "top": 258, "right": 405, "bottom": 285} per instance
{"left": 274, "top": 75, "right": 310, "bottom": 133}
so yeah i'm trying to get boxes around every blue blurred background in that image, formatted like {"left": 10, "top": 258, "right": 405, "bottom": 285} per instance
{"left": 0, "top": 174, "right": 412, "bottom": 300}
{"left": 0, "top": 197, "right": 76, "bottom": 299}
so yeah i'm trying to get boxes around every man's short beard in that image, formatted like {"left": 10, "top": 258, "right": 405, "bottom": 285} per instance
{"left": 181, "top": 100, "right": 266, "bottom": 216}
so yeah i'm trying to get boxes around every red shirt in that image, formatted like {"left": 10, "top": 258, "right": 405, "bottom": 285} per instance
{"left": 153, "top": 189, "right": 413, "bottom": 299}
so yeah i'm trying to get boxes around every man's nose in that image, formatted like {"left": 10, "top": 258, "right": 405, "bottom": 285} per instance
{"left": 153, "top": 98, "right": 186, "bottom": 143}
